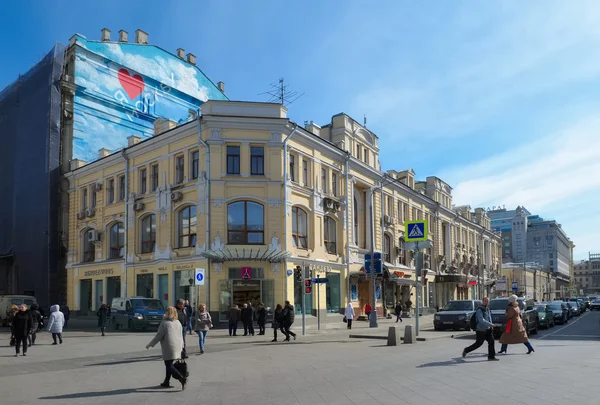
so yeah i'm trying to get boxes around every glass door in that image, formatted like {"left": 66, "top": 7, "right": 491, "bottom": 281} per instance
{"left": 219, "top": 280, "right": 233, "bottom": 322}
{"left": 158, "top": 274, "right": 169, "bottom": 308}
{"left": 106, "top": 276, "right": 121, "bottom": 306}
{"left": 136, "top": 274, "right": 154, "bottom": 298}
{"left": 94, "top": 279, "right": 103, "bottom": 310}
{"left": 80, "top": 279, "right": 92, "bottom": 316}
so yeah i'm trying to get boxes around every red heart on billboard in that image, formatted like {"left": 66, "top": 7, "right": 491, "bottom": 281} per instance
{"left": 118, "top": 68, "right": 144, "bottom": 100}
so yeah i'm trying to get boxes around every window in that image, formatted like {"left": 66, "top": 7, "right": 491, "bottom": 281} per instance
{"left": 289, "top": 154, "right": 295, "bottom": 181}
{"left": 178, "top": 206, "right": 197, "bottom": 248}
{"left": 397, "top": 201, "right": 402, "bottom": 220}
{"left": 175, "top": 155, "right": 185, "bottom": 184}
{"left": 331, "top": 173, "right": 337, "bottom": 196}
{"left": 550, "top": 260, "right": 554, "bottom": 266}
{"left": 516, "top": 234, "right": 521, "bottom": 239}
{"left": 226, "top": 146, "right": 240, "bottom": 175}
{"left": 384, "top": 234, "right": 391, "bottom": 263}
{"left": 516, "top": 241, "right": 521, "bottom": 247}
{"left": 321, "top": 168, "right": 327, "bottom": 193}
{"left": 412, "top": 207, "right": 417, "bottom": 220}
{"left": 141, "top": 215, "right": 156, "bottom": 254}
{"left": 139, "top": 168, "right": 147, "bottom": 194}
{"left": 151, "top": 164, "right": 159, "bottom": 191}
{"left": 227, "top": 201, "right": 264, "bottom": 244}
{"left": 191, "top": 150, "right": 199, "bottom": 180}
{"left": 549, "top": 253, "right": 554, "bottom": 258}
{"left": 386, "top": 197, "right": 392, "bottom": 216}
{"left": 364, "top": 148, "right": 369, "bottom": 164}
{"left": 107, "top": 179, "right": 115, "bottom": 204}
{"left": 82, "top": 188, "right": 88, "bottom": 209}
{"left": 292, "top": 207, "right": 308, "bottom": 249}
{"left": 354, "top": 197, "right": 359, "bottom": 245}
{"left": 403, "top": 203, "right": 407, "bottom": 222}
{"left": 91, "top": 186, "right": 96, "bottom": 208}
{"left": 118, "top": 176, "right": 125, "bottom": 201}
{"left": 356, "top": 144, "right": 361, "bottom": 160}
{"left": 83, "top": 230, "right": 95, "bottom": 263}
{"left": 109, "top": 223, "right": 125, "bottom": 259}
{"left": 504, "top": 235, "right": 510, "bottom": 240}
{"left": 505, "top": 249, "right": 510, "bottom": 254}
{"left": 250, "top": 146, "right": 264, "bottom": 175}
{"left": 324, "top": 217, "right": 336, "bottom": 254}
{"left": 302, "top": 159, "right": 308, "bottom": 186}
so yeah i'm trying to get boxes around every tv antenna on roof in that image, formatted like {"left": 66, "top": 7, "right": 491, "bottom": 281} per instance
{"left": 258, "top": 78, "right": 305, "bottom": 106}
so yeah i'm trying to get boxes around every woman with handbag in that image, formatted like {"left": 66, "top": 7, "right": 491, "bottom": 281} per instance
{"left": 344, "top": 303, "right": 355, "bottom": 330}
{"left": 498, "top": 295, "right": 534, "bottom": 354}
{"left": 271, "top": 304, "right": 285, "bottom": 342}
{"left": 194, "top": 304, "right": 212, "bottom": 354}
{"left": 146, "top": 306, "right": 187, "bottom": 390}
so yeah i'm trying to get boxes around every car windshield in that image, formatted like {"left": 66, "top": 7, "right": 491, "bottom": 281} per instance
{"left": 442, "top": 301, "right": 474, "bottom": 311}
{"left": 549, "top": 303, "right": 563, "bottom": 310}
{"left": 593, "top": 300, "right": 600, "bottom": 304}
{"left": 535, "top": 305, "right": 547, "bottom": 312}
{"left": 131, "top": 299, "right": 164, "bottom": 310}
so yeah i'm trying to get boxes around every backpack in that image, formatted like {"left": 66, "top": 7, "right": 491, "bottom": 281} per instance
{"left": 470, "top": 307, "right": 483, "bottom": 330}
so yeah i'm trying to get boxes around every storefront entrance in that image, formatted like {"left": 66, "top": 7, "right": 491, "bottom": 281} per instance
{"left": 218, "top": 268, "right": 274, "bottom": 322}
{"left": 136, "top": 274, "right": 154, "bottom": 298}
{"left": 232, "top": 279, "right": 261, "bottom": 307}
{"left": 106, "top": 276, "right": 121, "bottom": 306}
{"left": 79, "top": 279, "right": 92, "bottom": 316}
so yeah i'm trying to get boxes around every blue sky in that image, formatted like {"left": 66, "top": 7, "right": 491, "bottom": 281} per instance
{"left": 2, "top": 1, "right": 599, "bottom": 259}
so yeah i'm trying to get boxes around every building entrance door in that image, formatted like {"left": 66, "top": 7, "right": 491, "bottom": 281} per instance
{"left": 94, "top": 279, "right": 103, "bottom": 310}
{"left": 80, "top": 279, "right": 92, "bottom": 316}
{"left": 232, "top": 280, "right": 261, "bottom": 308}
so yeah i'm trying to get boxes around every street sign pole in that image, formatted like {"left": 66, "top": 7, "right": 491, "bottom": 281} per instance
{"left": 415, "top": 242, "right": 420, "bottom": 337}
{"left": 317, "top": 274, "right": 321, "bottom": 331}
{"left": 302, "top": 262, "right": 306, "bottom": 336}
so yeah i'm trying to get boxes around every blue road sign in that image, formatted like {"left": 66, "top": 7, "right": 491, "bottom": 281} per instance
{"left": 364, "top": 252, "right": 383, "bottom": 274}
{"left": 286, "top": 269, "right": 293, "bottom": 277}
{"left": 311, "top": 278, "right": 329, "bottom": 283}
{"left": 195, "top": 268, "right": 205, "bottom": 285}
{"left": 512, "top": 281, "right": 518, "bottom": 291}
{"left": 405, "top": 220, "right": 428, "bottom": 242}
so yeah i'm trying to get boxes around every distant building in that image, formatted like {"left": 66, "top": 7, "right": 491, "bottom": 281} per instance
{"left": 574, "top": 253, "right": 600, "bottom": 294}
{"left": 488, "top": 206, "right": 530, "bottom": 262}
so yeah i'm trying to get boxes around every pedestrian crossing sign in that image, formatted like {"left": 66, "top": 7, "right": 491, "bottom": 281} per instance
{"left": 405, "top": 220, "right": 428, "bottom": 242}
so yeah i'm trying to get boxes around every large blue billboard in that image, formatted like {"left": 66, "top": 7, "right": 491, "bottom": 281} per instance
{"left": 72, "top": 35, "right": 227, "bottom": 162}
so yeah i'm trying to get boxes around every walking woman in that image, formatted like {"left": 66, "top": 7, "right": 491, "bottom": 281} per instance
{"left": 12, "top": 304, "right": 32, "bottom": 357}
{"left": 47, "top": 305, "right": 65, "bottom": 345}
{"left": 344, "top": 303, "right": 355, "bottom": 330}
{"left": 498, "top": 295, "right": 534, "bottom": 355}
{"left": 97, "top": 304, "right": 110, "bottom": 336}
{"left": 146, "top": 306, "right": 187, "bottom": 390}
{"left": 271, "top": 304, "right": 285, "bottom": 342}
{"left": 28, "top": 304, "right": 42, "bottom": 346}
{"left": 194, "top": 304, "right": 212, "bottom": 354}
{"left": 8, "top": 304, "right": 18, "bottom": 346}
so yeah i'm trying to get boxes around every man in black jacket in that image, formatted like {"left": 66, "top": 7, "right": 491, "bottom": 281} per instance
{"left": 176, "top": 299, "right": 188, "bottom": 358}
{"left": 241, "top": 303, "right": 255, "bottom": 336}
{"left": 256, "top": 303, "right": 267, "bottom": 335}
{"left": 28, "top": 304, "right": 42, "bottom": 346}
{"left": 12, "top": 305, "right": 32, "bottom": 356}
{"left": 282, "top": 301, "right": 297, "bottom": 341}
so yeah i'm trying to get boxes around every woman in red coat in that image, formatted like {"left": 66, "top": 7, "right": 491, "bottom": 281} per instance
{"left": 498, "top": 295, "right": 534, "bottom": 354}
{"left": 364, "top": 304, "right": 372, "bottom": 321}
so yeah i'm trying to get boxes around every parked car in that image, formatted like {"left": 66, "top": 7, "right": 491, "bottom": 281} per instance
{"left": 569, "top": 298, "right": 586, "bottom": 313}
{"left": 535, "top": 303, "right": 555, "bottom": 329}
{"left": 590, "top": 300, "right": 600, "bottom": 311}
{"left": 580, "top": 297, "right": 591, "bottom": 310}
{"left": 548, "top": 301, "right": 568, "bottom": 324}
{"left": 0, "top": 295, "right": 38, "bottom": 327}
{"left": 564, "top": 302, "right": 574, "bottom": 319}
{"left": 489, "top": 297, "right": 539, "bottom": 338}
{"left": 111, "top": 297, "right": 166, "bottom": 330}
{"left": 568, "top": 300, "right": 581, "bottom": 316}
{"left": 434, "top": 300, "right": 482, "bottom": 331}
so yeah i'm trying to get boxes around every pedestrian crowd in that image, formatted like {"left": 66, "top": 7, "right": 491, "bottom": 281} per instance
{"left": 7, "top": 303, "right": 66, "bottom": 356}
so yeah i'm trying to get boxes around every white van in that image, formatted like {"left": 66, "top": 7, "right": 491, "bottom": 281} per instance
{"left": 0, "top": 295, "right": 38, "bottom": 326}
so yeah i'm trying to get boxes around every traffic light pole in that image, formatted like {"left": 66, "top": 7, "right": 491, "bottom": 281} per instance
{"left": 369, "top": 197, "right": 378, "bottom": 328}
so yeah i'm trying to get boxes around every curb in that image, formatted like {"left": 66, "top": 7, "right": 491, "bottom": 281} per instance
{"left": 349, "top": 331, "right": 473, "bottom": 343}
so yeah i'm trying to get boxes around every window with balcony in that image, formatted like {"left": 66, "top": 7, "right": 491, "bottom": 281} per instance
{"left": 227, "top": 201, "right": 264, "bottom": 244}
{"left": 139, "top": 168, "right": 147, "bottom": 194}
{"left": 250, "top": 146, "right": 264, "bottom": 175}
{"left": 324, "top": 217, "right": 336, "bottom": 254}
{"left": 109, "top": 223, "right": 125, "bottom": 259}
{"left": 178, "top": 206, "right": 197, "bottom": 248}
{"left": 151, "top": 164, "right": 159, "bottom": 191}
{"left": 226, "top": 146, "right": 240, "bottom": 175}
{"left": 191, "top": 150, "right": 199, "bottom": 180}
{"left": 175, "top": 155, "right": 185, "bottom": 184}
{"left": 292, "top": 207, "right": 308, "bottom": 249}
{"left": 141, "top": 215, "right": 156, "bottom": 254}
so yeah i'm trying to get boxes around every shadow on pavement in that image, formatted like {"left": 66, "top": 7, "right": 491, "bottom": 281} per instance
{"left": 417, "top": 356, "right": 488, "bottom": 368}
{"left": 39, "top": 386, "right": 171, "bottom": 399}
{"left": 84, "top": 355, "right": 162, "bottom": 367}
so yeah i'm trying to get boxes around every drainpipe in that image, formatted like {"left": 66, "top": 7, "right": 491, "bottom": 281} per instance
{"left": 121, "top": 149, "right": 129, "bottom": 297}
{"left": 345, "top": 153, "right": 350, "bottom": 307}
{"left": 282, "top": 124, "right": 299, "bottom": 301}
{"left": 194, "top": 109, "right": 211, "bottom": 311}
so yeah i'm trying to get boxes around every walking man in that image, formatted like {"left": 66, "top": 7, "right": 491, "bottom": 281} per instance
{"left": 228, "top": 304, "right": 241, "bottom": 336}
{"left": 462, "top": 297, "right": 498, "bottom": 361}
{"left": 282, "top": 301, "right": 297, "bottom": 341}
{"left": 256, "top": 303, "right": 267, "bottom": 335}
{"left": 176, "top": 299, "right": 188, "bottom": 358}
{"left": 184, "top": 300, "right": 193, "bottom": 335}
{"left": 394, "top": 302, "right": 403, "bottom": 323}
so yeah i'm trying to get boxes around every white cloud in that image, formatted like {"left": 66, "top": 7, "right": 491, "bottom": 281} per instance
{"left": 74, "top": 56, "right": 122, "bottom": 95}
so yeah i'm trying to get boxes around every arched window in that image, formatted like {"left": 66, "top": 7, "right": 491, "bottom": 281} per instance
{"left": 384, "top": 234, "right": 392, "bottom": 263}
{"left": 141, "top": 215, "right": 156, "bottom": 253}
{"left": 227, "top": 201, "right": 264, "bottom": 244}
{"left": 178, "top": 206, "right": 197, "bottom": 248}
{"left": 109, "top": 223, "right": 125, "bottom": 259}
{"left": 292, "top": 207, "right": 308, "bottom": 249}
{"left": 324, "top": 216, "right": 336, "bottom": 254}
{"left": 83, "top": 229, "right": 95, "bottom": 263}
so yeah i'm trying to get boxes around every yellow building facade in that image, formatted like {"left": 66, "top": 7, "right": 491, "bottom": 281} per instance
{"left": 66, "top": 100, "right": 502, "bottom": 323}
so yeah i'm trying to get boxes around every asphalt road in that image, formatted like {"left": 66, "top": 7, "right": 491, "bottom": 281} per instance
{"left": 536, "top": 308, "right": 600, "bottom": 341}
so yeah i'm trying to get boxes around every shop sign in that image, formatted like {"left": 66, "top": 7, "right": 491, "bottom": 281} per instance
{"left": 158, "top": 266, "right": 168, "bottom": 271}
{"left": 83, "top": 268, "right": 114, "bottom": 277}
{"left": 496, "top": 280, "right": 507, "bottom": 291}
{"left": 241, "top": 267, "right": 252, "bottom": 279}
{"left": 394, "top": 271, "right": 405, "bottom": 277}
{"left": 469, "top": 281, "right": 477, "bottom": 286}
{"left": 139, "top": 269, "right": 149, "bottom": 273}
{"left": 174, "top": 263, "right": 194, "bottom": 271}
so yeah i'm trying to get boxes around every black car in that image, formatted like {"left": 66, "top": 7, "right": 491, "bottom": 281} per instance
{"left": 564, "top": 302, "right": 574, "bottom": 319}
{"left": 434, "top": 300, "right": 482, "bottom": 331}
{"left": 535, "top": 303, "right": 555, "bottom": 329}
{"left": 590, "top": 300, "right": 600, "bottom": 311}
{"left": 489, "top": 297, "right": 539, "bottom": 338}
{"left": 548, "top": 301, "right": 568, "bottom": 325}
{"left": 568, "top": 300, "right": 581, "bottom": 316}
{"left": 569, "top": 298, "right": 585, "bottom": 314}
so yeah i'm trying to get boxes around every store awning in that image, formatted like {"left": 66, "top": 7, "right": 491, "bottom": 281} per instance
{"left": 200, "top": 247, "right": 291, "bottom": 263}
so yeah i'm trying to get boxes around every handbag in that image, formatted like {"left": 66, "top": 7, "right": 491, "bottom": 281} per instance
{"left": 505, "top": 319, "right": 512, "bottom": 334}
{"left": 343, "top": 316, "right": 347, "bottom": 323}
{"left": 173, "top": 360, "right": 189, "bottom": 378}
{"left": 9, "top": 336, "right": 15, "bottom": 346}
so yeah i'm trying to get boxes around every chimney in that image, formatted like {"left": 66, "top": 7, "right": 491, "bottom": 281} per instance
{"left": 98, "top": 148, "right": 111, "bottom": 158}
{"left": 127, "top": 135, "right": 142, "bottom": 147}
{"left": 177, "top": 48, "right": 185, "bottom": 59}
{"left": 305, "top": 121, "right": 321, "bottom": 137}
{"left": 217, "top": 81, "right": 225, "bottom": 93}
{"left": 153, "top": 118, "right": 177, "bottom": 136}
{"left": 118, "top": 30, "right": 128, "bottom": 43}
{"left": 135, "top": 29, "right": 148, "bottom": 44}
{"left": 101, "top": 28, "right": 111, "bottom": 42}
{"left": 70, "top": 159, "right": 87, "bottom": 171}
{"left": 186, "top": 53, "right": 196, "bottom": 65}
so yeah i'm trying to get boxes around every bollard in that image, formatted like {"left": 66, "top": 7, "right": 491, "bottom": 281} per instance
{"left": 403, "top": 324, "right": 416, "bottom": 344}
{"left": 387, "top": 326, "right": 401, "bottom": 346}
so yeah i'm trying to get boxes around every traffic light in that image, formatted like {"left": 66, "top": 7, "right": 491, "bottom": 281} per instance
{"left": 305, "top": 278, "right": 312, "bottom": 294}
{"left": 295, "top": 266, "right": 303, "bottom": 282}
{"left": 305, "top": 286, "right": 312, "bottom": 294}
